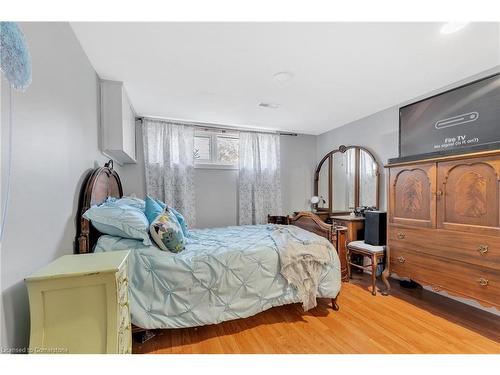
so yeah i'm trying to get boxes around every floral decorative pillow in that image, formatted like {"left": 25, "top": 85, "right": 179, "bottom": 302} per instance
{"left": 153, "top": 198, "right": 189, "bottom": 237}
{"left": 149, "top": 209, "right": 186, "bottom": 253}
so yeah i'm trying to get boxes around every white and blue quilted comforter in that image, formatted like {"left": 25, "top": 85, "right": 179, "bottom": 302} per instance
{"left": 94, "top": 224, "right": 341, "bottom": 329}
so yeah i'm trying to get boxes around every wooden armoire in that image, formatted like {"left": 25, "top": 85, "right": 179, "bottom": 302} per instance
{"left": 386, "top": 150, "right": 500, "bottom": 309}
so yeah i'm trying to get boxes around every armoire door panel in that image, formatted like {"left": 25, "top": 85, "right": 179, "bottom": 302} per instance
{"left": 437, "top": 157, "right": 500, "bottom": 236}
{"left": 389, "top": 164, "right": 436, "bottom": 228}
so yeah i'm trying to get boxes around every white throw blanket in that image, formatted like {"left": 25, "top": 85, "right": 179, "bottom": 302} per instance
{"left": 271, "top": 225, "right": 333, "bottom": 311}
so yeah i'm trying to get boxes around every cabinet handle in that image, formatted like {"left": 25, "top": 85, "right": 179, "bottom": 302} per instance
{"left": 397, "top": 256, "right": 405, "bottom": 263}
{"left": 478, "top": 278, "right": 489, "bottom": 287}
{"left": 435, "top": 189, "right": 443, "bottom": 197}
{"left": 478, "top": 245, "right": 488, "bottom": 255}
{"left": 397, "top": 232, "right": 406, "bottom": 240}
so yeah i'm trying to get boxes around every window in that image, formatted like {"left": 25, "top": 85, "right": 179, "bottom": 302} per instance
{"left": 194, "top": 130, "right": 239, "bottom": 168}
{"left": 193, "top": 135, "right": 211, "bottom": 162}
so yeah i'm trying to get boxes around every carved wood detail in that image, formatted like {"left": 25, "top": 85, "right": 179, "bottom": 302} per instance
{"left": 401, "top": 175, "right": 424, "bottom": 213}
{"left": 454, "top": 171, "right": 487, "bottom": 218}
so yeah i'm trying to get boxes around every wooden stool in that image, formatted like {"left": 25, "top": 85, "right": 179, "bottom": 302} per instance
{"left": 347, "top": 240, "right": 387, "bottom": 296}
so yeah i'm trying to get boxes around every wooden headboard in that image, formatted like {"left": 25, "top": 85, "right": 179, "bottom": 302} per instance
{"left": 76, "top": 160, "right": 123, "bottom": 254}
{"left": 289, "top": 211, "right": 333, "bottom": 243}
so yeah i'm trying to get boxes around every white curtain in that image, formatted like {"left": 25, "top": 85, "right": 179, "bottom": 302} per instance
{"left": 238, "top": 132, "right": 282, "bottom": 225}
{"left": 143, "top": 118, "right": 196, "bottom": 226}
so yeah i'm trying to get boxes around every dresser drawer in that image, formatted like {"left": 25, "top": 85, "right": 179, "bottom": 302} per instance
{"left": 389, "top": 226, "right": 500, "bottom": 270}
{"left": 390, "top": 246, "right": 500, "bottom": 308}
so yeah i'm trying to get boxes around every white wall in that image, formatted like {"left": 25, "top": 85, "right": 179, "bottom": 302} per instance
{"left": 0, "top": 22, "right": 116, "bottom": 350}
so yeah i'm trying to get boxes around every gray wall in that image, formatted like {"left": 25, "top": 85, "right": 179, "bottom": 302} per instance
{"left": 194, "top": 133, "right": 317, "bottom": 228}
{"left": 280, "top": 134, "right": 317, "bottom": 215}
{"left": 317, "top": 108, "right": 399, "bottom": 210}
{"left": 195, "top": 169, "right": 238, "bottom": 228}
{"left": 0, "top": 22, "right": 116, "bottom": 350}
{"left": 317, "top": 65, "right": 500, "bottom": 211}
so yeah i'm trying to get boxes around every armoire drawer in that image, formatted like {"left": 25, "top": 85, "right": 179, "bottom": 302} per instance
{"left": 390, "top": 246, "right": 500, "bottom": 309}
{"left": 388, "top": 226, "right": 500, "bottom": 270}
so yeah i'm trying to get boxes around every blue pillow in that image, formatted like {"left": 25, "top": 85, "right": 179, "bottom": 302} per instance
{"left": 145, "top": 196, "right": 164, "bottom": 224}
{"left": 154, "top": 198, "right": 166, "bottom": 210}
{"left": 153, "top": 198, "right": 189, "bottom": 236}
{"left": 106, "top": 196, "right": 145, "bottom": 211}
{"left": 149, "top": 209, "right": 186, "bottom": 253}
{"left": 83, "top": 204, "right": 152, "bottom": 245}
{"left": 169, "top": 207, "right": 189, "bottom": 236}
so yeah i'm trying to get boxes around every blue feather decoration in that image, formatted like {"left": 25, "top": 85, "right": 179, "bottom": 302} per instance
{"left": 0, "top": 22, "right": 32, "bottom": 91}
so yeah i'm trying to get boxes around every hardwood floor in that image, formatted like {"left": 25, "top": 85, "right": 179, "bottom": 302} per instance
{"left": 133, "top": 274, "right": 500, "bottom": 354}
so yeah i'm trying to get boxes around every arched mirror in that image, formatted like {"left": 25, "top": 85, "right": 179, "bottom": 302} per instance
{"left": 314, "top": 145, "right": 380, "bottom": 214}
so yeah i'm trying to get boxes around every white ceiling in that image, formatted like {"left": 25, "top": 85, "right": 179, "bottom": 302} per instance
{"left": 71, "top": 22, "right": 500, "bottom": 135}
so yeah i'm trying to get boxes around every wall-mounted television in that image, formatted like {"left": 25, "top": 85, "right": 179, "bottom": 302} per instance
{"left": 391, "top": 73, "right": 500, "bottom": 163}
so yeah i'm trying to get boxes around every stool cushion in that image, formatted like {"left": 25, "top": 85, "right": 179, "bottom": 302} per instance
{"left": 347, "top": 240, "right": 385, "bottom": 253}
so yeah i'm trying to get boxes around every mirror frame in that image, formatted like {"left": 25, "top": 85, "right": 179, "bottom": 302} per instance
{"left": 313, "top": 145, "right": 380, "bottom": 213}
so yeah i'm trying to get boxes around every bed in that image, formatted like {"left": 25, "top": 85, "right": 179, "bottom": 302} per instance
{"left": 76, "top": 161, "right": 342, "bottom": 335}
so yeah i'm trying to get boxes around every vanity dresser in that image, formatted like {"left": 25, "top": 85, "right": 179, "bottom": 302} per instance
{"left": 386, "top": 151, "right": 500, "bottom": 309}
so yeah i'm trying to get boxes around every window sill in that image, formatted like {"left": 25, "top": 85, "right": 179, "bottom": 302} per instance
{"left": 195, "top": 163, "right": 238, "bottom": 170}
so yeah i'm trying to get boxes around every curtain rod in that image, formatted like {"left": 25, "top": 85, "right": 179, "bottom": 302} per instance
{"left": 135, "top": 116, "right": 298, "bottom": 136}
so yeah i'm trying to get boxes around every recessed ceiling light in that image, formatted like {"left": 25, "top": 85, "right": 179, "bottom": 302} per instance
{"left": 440, "top": 22, "right": 469, "bottom": 34}
{"left": 273, "top": 71, "right": 294, "bottom": 81}
{"left": 259, "top": 102, "right": 280, "bottom": 109}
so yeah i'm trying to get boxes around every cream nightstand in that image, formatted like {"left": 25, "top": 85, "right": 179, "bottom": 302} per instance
{"left": 25, "top": 250, "right": 131, "bottom": 354}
